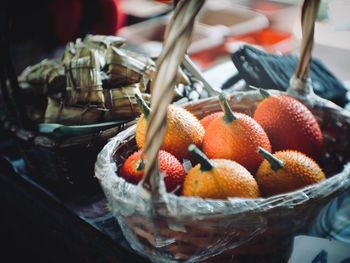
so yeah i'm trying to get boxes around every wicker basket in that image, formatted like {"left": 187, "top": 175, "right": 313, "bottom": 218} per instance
{"left": 17, "top": 121, "right": 131, "bottom": 196}
{"left": 95, "top": 0, "right": 350, "bottom": 262}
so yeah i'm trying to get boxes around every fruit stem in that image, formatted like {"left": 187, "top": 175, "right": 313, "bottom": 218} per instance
{"left": 219, "top": 93, "right": 236, "bottom": 123}
{"left": 249, "top": 85, "right": 270, "bottom": 99}
{"left": 136, "top": 159, "right": 145, "bottom": 171}
{"left": 135, "top": 93, "right": 151, "bottom": 119}
{"left": 188, "top": 144, "right": 214, "bottom": 171}
{"left": 257, "top": 147, "right": 284, "bottom": 172}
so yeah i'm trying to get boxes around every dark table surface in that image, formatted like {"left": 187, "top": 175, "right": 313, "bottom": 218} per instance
{"left": 0, "top": 140, "right": 149, "bottom": 263}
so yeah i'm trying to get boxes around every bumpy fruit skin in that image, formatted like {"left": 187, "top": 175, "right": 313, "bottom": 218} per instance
{"left": 200, "top": 112, "right": 223, "bottom": 130}
{"left": 120, "top": 150, "right": 186, "bottom": 192}
{"left": 183, "top": 159, "right": 260, "bottom": 199}
{"left": 203, "top": 112, "right": 271, "bottom": 173}
{"left": 253, "top": 95, "right": 323, "bottom": 159}
{"left": 135, "top": 105, "right": 205, "bottom": 160}
{"left": 120, "top": 150, "right": 144, "bottom": 184}
{"left": 256, "top": 150, "right": 326, "bottom": 197}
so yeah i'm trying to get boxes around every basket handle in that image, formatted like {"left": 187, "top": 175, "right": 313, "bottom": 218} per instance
{"left": 140, "top": 0, "right": 205, "bottom": 194}
{"left": 289, "top": 0, "right": 321, "bottom": 94}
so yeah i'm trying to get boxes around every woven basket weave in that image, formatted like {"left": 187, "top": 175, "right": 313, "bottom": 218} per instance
{"left": 95, "top": 0, "right": 350, "bottom": 262}
{"left": 5, "top": 120, "right": 133, "bottom": 199}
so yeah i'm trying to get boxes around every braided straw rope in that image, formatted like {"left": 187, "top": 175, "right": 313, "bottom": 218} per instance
{"left": 295, "top": 0, "right": 321, "bottom": 81}
{"left": 141, "top": 0, "right": 205, "bottom": 193}
{"left": 288, "top": 0, "right": 321, "bottom": 99}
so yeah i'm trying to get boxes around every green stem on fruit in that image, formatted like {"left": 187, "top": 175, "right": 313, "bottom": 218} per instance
{"left": 257, "top": 147, "right": 284, "bottom": 172}
{"left": 188, "top": 144, "right": 214, "bottom": 171}
{"left": 249, "top": 85, "right": 270, "bottom": 99}
{"left": 136, "top": 159, "right": 145, "bottom": 171}
{"left": 219, "top": 93, "right": 236, "bottom": 123}
{"left": 135, "top": 93, "right": 151, "bottom": 119}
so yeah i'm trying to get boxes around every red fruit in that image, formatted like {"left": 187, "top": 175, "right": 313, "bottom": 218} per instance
{"left": 203, "top": 112, "right": 272, "bottom": 173}
{"left": 202, "top": 94, "right": 271, "bottom": 173}
{"left": 120, "top": 150, "right": 186, "bottom": 192}
{"left": 200, "top": 112, "right": 223, "bottom": 129}
{"left": 253, "top": 95, "right": 323, "bottom": 159}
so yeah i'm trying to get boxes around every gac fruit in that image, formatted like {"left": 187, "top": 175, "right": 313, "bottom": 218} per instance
{"left": 135, "top": 94, "right": 204, "bottom": 160}
{"left": 200, "top": 112, "right": 223, "bottom": 130}
{"left": 183, "top": 145, "right": 260, "bottom": 199}
{"left": 254, "top": 92, "right": 323, "bottom": 159}
{"left": 203, "top": 93, "right": 271, "bottom": 173}
{"left": 120, "top": 150, "right": 186, "bottom": 192}
{"left": 256, "top": 147, "right": 326, "bottom": 196}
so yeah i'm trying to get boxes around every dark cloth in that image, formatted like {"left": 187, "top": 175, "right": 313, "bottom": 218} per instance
{"left": 231, "top": 45, "right": 349, "bottom": 107}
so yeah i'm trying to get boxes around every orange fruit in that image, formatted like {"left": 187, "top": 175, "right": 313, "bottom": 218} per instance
{"left": 120, "top": 150, "right": 186, "bottom": 192}
{"left": 135, "top": 94, "right": 205, "bottom": 160}
{"left": 256, "top": 147, "right": 326, "bottom": 196}
{"left": 253, "top": 93, "right": 323, "bottom": 159}
{"left": 200, "top": 112, "right": 223, "bottom": 129}
{"left": 203, "top": 94, "right": 271, "bottom": 173}
{"left": 183, "top": 145, "right": 260, "bottom": 199}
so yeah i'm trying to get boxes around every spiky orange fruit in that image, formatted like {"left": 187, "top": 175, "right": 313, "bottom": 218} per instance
{"left": 120, "top": 150, "right": 186, "bottom": 192}
{"left": 183, "top": 145, "right": 260, "bottom": 199}
{"left": 256, "top": 147, "right": 326, "bottom": 196}
{"left": 202, "top": 94, "right": 271, "bottom": 173}
{"left": 253, "top": 94, "right": 323, "bottom": 159}
{"left": 200, "top": 112, "right": 223, "bottom": 129}
{"left": 136, "top": 104, "right": 205, "bottom": 160}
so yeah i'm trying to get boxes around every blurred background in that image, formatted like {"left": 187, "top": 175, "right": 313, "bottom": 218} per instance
{"left": 2, "top": 0, "right": 349, "bottom": 95}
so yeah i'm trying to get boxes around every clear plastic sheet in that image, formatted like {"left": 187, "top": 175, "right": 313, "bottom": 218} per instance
{"left": 95, "top": 90, "right": 350, "bottom": 262}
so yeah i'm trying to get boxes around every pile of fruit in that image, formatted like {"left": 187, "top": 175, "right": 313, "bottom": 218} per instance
{"left": 119, "top": 90, "right": 326, "bottom": 199}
